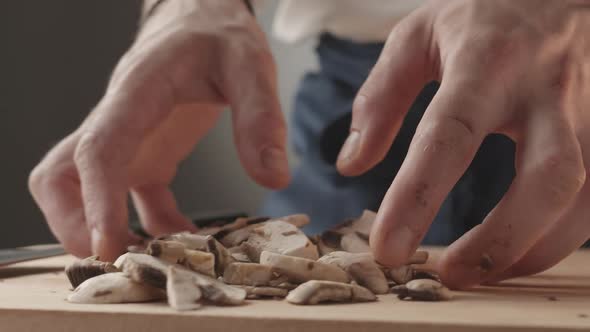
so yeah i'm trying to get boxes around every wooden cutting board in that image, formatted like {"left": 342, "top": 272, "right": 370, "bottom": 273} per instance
{"left": 0, "top": 247, "right": 588, "bottom": 332}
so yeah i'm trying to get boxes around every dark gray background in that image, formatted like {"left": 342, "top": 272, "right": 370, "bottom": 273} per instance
{"left": 1, "top": 1, "right": 316, "bottom": 248}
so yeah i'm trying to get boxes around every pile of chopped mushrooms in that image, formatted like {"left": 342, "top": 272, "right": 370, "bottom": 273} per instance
{"left": 65, "top": 210, "right": 452, "bottom": 310}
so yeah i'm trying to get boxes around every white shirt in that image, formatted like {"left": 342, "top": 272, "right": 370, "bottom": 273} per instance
{"left": 271, "top": 0, "right": 425, "bottom": 43}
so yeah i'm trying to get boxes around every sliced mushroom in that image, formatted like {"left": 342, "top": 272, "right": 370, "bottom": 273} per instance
{"left": 318, "top": 251, "right": 388, "bottom": 294}
{"left": 278, "top": 214, "right": 310, "bottom": 228}
{"left": 260, "top": 251, "right": 349, "bottom": 283}
{"left": 147, "top": 240, "right": 186, "bottom": 264}
{"left": 65, "top": 256, "right": 119, "bottom": 288}
{"left": 67, "top": 272, "right": 164, "bottom": 304}
{"left": 412, "top": 270, "right": 440, "bottom": 282}
{"left": 239, "top": 286, "right": 289, "bottom": 299}
{"left": 189, "top": 269, "right": 247, "bottom": 305}
{"left": 340, "top": 232, "right": 370, "bottom": 253}
{"left": 385, "top": 265, "right": 414, "bottom": 285}
{"left": 113, "top": 252, "right": 130, "bottom": 269}
{"left": 286, "top": 280, "right": 376, "bottom": 305}
{"left": 219, "top": 224, "right": 259, "bottom": 248}
{"left": 206, "top": 236, "right": 236, "bottom": 275}
{"left": 121, "top": 253, "right": 171, "bottom": 289}
{"left": 218, "top": 215, "right": 310, "bottom": 248}
{"left": 182, "top": 249, "right": 215, "bottom": 277}
{"left": 166, "top": 266, "right": 202, "bottom": 311}
{"left": 346, "top": 210, "right": 376, "bottom": 239}
{"left": 391, "top": 279, "right": 452, "bottom": 301}
{"left": 222, "top": 262, "right": 279, "bottom": 286}
{"left": 163, "top": 232, "right": 209, "bottom": 251}
{"left": 313, "top": 231, "right": 342, "bottom": 256}
{"left": 243, "top": 220, "right": 319, "bottom": 262}
{"left": 228, "top": 245, "right": 251, "bottom": 263}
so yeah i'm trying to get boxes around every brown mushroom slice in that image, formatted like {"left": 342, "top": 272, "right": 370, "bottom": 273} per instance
{"left": 65, "top": 256, "right": 119, "bottom": 289}
{"left": 182, "top": 249, "right": 215, "bottom": 277}
{"left": 222, "top": 262, "right": 279, "bottom": 286}
{"left": 121, "top": 253, "right": 171, "bottom": 289}
{"left": 286, "top": 280, "right": 376, "bottom": 305}
{"left": 206, "top": 236, "right": 236, "bottom": 276}
{"left": 318, "top": 251, "right": 388, "bottom": 294}
{"left": 340, "top": 232, "right": 370, "bottom": 253}
{"left": 239, "top": 286, "right": 289, "bottom": 299}
{"left": 146, "top": 240, "right": 186, "bottom": 264}
{"left": 166, "top": 266, "right": 202, "bottom": 311}
{"left": 260, "top": 251, "right": 349, "bottom": 283}
{"left": 391, "top": 279, "right": 452, "bottom": 301}
{"left": 67, "top": 272, "right": 165, "bottom": 304}
{"left": 163, "top": 232, "right": 209, "bottom": 251}
{"left": 243, "top": 220, "right": 319, "bottom": 262}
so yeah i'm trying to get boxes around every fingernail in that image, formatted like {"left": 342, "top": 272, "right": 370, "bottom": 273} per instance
{"left": 337, "top": 130, "right": 360, "bottom": 165}
{"left": 261, "top": 146, "right": 289, "bottom": 174}
{"left": 91, "top": 228, "right": 102, "bottom": 255}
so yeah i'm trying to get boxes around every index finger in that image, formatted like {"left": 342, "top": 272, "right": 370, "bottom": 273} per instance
{"left": 370, "top": 78, "right": 495, "bottom": 267}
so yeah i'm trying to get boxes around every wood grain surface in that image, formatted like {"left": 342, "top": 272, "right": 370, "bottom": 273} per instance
{"left": 0, "top": 247, "right": 588, "bottom": 332}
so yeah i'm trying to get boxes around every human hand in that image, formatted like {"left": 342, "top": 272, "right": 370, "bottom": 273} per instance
{"left": 29, "top": 0, "right": 289, "bottom": 261}
{"left": 337, "top": 0, "right": 590, "bottom": 288}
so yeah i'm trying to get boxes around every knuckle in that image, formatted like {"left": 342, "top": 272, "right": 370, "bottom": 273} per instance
{"left": 73, "top": 132, "right": 114, "bottom": 172}
{"left": 532, "top": 149, "right": 586, "bottom": 205}
{"left": 415, "top": 115, "right": 479, "bottom": 164}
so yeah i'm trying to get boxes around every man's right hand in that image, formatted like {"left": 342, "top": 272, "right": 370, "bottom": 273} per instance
{"left": 28, "top": 0, "right": 290, "bottom": 261}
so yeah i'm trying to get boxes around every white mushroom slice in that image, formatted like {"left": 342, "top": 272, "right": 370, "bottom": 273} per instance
{"left": 164, "top": 232, "right": 209, "bottom": 251}
{"left": 391, "top": 279, "right": 452, "bottom": 301}
{"left": 278, "top": 214, "right": 310, "bottom": 228}
{"left": 260, "top": 251, "right": 349, "bottom": 283}
{"left": 65, "top": 256, "right": 119, "bottom": 289}
{"left": 218, "top": 215, "right": 310, "bottom": 248}
{"left": 385, "top": 265, "right": 414, "bottom": 285}
{"left": 121, "top": 253, "right": 171, "bottom": 289}
{"left": 222, "top": 263, "right": 278, "bottom": 286}
{"left": 113, "top": 253, "right": 131, "bottom": 269}
{"left": 243, "top": 221, "right": 319, "bottom": 262}
{"left": 286, "top": 280, "right": 376, "bottom": 305}
{"left": 182, "top": 249, "right": 215, "bottom": 277}
{"left": 147, "top": 240, "right": 186, "bottom": 264}
{"left": 240, "top": 286, "right": 289, "bottom": 299}
{"left": 190, "top": 270, "right": 247, "bottom": 305}
{"left": 67, "top": 272, "right": 165, "bottom": 304}
{"left": 318, "top": 251, "right": 388, "bottom": 294}
{"left": 340, "top": 232, "right": 370, "bottom": 253}
{"left": 167, "top": 266, "right": 202, "bottom": 311}
{"left": 219, "top": 224, "right": 259, "bottom": 248}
